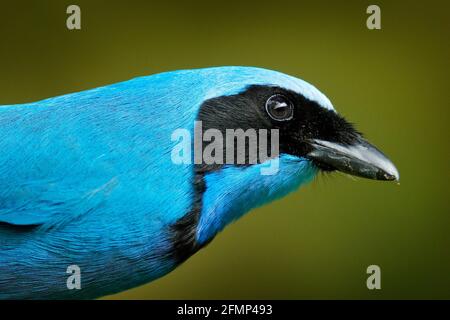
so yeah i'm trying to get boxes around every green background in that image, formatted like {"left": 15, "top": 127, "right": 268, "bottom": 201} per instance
{"left": 0, "top": 0, "right": 448, "bottom": 299}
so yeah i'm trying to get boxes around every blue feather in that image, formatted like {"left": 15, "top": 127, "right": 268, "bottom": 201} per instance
{"left": 197, "top": 155, "right": 317, "bottom": 244}
{"left": 0, "top": 67, "right": 330, "bottom": 298}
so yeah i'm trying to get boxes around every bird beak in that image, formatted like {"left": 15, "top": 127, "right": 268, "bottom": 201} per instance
{"left": 306, "top": 137, "right": 399, "bottom": 181}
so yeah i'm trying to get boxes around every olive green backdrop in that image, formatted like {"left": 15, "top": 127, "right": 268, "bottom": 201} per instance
{"left": 0, "top": 0, "right": 448, "bottom": 299}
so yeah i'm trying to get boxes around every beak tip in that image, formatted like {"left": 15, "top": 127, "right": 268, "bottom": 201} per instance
{"left": 386, "top": 172, "right": 400, "bottom": 182}
{"left": 382, "top": 165, "right": 400, "bottom": 182}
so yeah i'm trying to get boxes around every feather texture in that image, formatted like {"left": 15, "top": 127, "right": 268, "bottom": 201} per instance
{"left": 0, "top": 67, "right": 331, "bottom": 298}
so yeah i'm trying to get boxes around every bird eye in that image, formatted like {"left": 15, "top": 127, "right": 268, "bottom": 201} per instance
{"left": 265, "top": 94, "right": 294, "bottom": 121}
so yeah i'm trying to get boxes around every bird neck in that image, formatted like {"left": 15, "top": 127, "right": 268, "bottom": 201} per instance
{"left": 195, "top": 155, "right": 317, "bottom": 245}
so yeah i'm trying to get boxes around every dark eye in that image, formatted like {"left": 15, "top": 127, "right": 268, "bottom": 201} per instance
{"left": 265, "top": 94, "right": 294, "bottom": 121}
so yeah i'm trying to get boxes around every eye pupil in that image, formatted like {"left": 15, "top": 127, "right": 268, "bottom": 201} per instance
{"left": 265, "top": 94, "right": 294, "bottom": 121}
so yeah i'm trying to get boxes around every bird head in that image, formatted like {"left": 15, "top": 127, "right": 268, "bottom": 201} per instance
{"left": 195, "top": 67, "right": 399, "bottom": 181}
{"left": 179, "top": 67, "right": 399, "bottom": 245}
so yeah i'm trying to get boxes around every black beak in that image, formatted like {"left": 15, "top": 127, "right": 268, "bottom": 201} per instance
{"left": 306, "top": 137, "right": 399, "bottom": 181}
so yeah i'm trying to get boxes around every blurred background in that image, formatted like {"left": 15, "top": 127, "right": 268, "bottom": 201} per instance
{"left": 0, "top": 0, "right": 448, "bottom": 299}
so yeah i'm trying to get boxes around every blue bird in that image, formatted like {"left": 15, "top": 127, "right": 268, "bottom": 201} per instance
{"left": 0, "top": 67, "right": 398, "bottom": 299}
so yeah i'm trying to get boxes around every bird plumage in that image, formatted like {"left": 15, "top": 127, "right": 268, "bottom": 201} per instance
{"left": 0, "top": 66, "right": 397, "bottom": 299}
